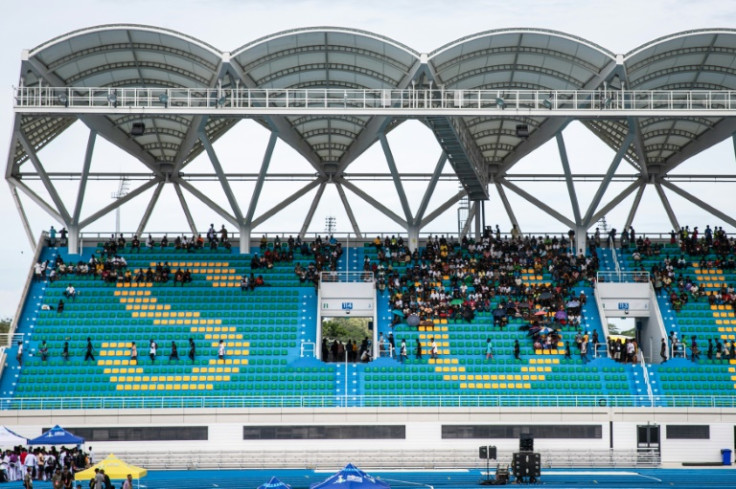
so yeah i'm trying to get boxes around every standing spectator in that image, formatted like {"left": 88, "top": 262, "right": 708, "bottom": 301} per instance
{"left": 580, "top": 339, "right": 588, "bottom": 363}
{"left": 16, "top": 341, "right": 23, "bottom": 365}
{"left": 429, "top": 337, "right": 438, "bottom": 359}
{"left": 514, "top": 339, "right": 521, "bottom": 360}
{"left": 62, "top": 342, "right": 69, "bottom": 361}
{"left": 169, "top": 341, "right": 179, "bottom": 362}
{"left": 130, "top": 342, "right": 137, "bottom": 364}
{"left": 38, "top": 341, "right": 49, "bottom": 362}
{"left": 49, "top": 226, "right": 57, "bottom": 247}
{"left": 415, "top": 338, "right": 422, "bottom": 360}
{"left": 660, "top": 338, "right": 668, "bottom": 363}
{"left": 188, "top": 338, "right": 196, "bottom": 363}
{"left": 399, "top": 339, "right": 407, "bottom": 364}
{"left": 218, "top": 340, "right": 225, "bottom": 360}
{"left": 485, "top": 338, "right": 494, "bottom": 360}
{"left": 84, "top": 338, "right": 95, "bottom": 362}
{"left": 149, "top": 339, "right": 157, "bottom": 363}
{"left": 691, "top": 335, "right": 700, "bottom": 361}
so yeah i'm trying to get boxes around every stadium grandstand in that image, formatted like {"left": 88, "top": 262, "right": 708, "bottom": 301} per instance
{"left": 3, "top": 25, "right": 736, "bottom": 469}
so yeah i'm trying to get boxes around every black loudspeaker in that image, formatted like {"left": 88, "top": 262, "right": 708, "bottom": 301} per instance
{"left": 488, "top": 445, "right": 497, "bottom": 460}
{"left": 131, "top": 122, "right": 146, "bottom": 136}
{"left": 520, "top": 434, "right": 534, "bottom": 452}
{"left": 512, "top": 452, "right": 541, "bottom": 479}
{"left": 368, "top": 321, "right": 374, "bottom": 330}
{"left": 479, "top": 446, "right": 488, "bottom": 459}
{"left": 515, "top": 124, "right": 530, "bottom": 138}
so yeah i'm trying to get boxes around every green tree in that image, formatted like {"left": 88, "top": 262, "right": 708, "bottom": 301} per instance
{"left": 0, "top": 317, "right": 11, "bottom": 334}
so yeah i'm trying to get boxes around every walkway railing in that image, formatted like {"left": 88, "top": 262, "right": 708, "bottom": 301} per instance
{"left": 112, "top": 447, "right": 658, "bottom": 470}
{"left": 320, "top": 271, "right": 374, "bottom": 283}
{"left": 14, "top": 86, "right": 736, "bottom": 116}
{"left": 0, "top": 394, "right": 734, "bottom": 410}
{"left": 597, "top": 271, "right": 649, "bottom": 283}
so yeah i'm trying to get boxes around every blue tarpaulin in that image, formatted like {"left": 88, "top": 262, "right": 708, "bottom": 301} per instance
{"left": 28, "top": 425, "right": 84, "bottom": 445}
{"left": 310, "top": 464, "right": 390, "bottom": 489}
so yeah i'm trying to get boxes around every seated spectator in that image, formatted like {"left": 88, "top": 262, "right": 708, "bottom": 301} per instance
{"left": 63, "top": 284, "right": 77, "bottom": 301}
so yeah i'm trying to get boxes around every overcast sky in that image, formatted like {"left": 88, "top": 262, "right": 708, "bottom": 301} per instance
{"left": 1, "top": 0, "right": 736, "bottom": 318}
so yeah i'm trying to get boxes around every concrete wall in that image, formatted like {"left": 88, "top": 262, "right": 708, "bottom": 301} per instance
{"left": 2, "top": 407, "right": 734, "bottom": 464}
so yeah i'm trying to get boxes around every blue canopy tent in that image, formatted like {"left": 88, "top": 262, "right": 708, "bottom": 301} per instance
{"left": 258, "top": 477, "right": 292, "bottom": 489}
{"left": 28, "top": 425, "right": 84, "bottom": 445}
{"left": 310, "top": 464, "right": 390, "bottom": 489}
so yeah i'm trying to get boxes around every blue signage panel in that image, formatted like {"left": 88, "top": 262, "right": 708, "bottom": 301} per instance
{"left": 618, "top": 302, "right": 630, "bottom": 310}
{"left": 341, "top": 302, "right": 354, "bottom": 310}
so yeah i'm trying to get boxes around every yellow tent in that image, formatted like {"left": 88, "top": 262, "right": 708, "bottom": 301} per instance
{"left": 74, "top": 454, "right": 147, "bottom": 481}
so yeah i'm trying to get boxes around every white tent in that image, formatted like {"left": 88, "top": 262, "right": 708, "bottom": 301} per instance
{"left": 0, "top": 426, "right": 27, "bottom": 446}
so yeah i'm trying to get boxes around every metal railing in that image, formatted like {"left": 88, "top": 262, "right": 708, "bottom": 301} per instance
{"left": 110, "top": 448, "right": 658, "bottom": 470}
{"left": 320, "top": 271, "right": 374, "bottom": 283}
{"left": 14, "top": 86, "right": 736, "bottom": 116}
{"left": 597, "top": 271, "right": 650, "bottom": 283}
{"left": 1, "top": 394, "right": 734, "bottom": 410}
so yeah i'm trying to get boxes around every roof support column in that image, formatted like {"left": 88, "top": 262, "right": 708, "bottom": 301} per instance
{"left": 420, "top": 190, "right": 466, "bottom": 228}
{"left": 582, "top": 131, "right": 635, "bottom": 227}
{"left": 653, "top": 181, "right": 679, "bottom": 233}
{"left": 71, "top": 129, "right": 97, "bottom": 230}
{"left": 336, "top": 183, "right": 362, "bottom": 240}
{"left": 199, "top": 132, "right": 244, "bottom": 223}
{"left": 556, "top": 133, "right": 582, "bottom": 225}
{"left": 241, "top": 132, "right": 278, "bottom": 252}
{"left": 251, "top": 180, "right": 322, "bottom": 229}
{"left": 136, "top": 182, "right": 165, "bottom": 237}
{"left": 340, "top": 180, "right": 407, "bottom": 229}
{"left": 18, "top": 131, "right": 71, "bottom": 225}
{"left": 624, "top": 183, "right": 647, "bottom": 232}
{"left": 380, "top": 134, "right": 413, "bottom": 223}
{"left": 659, "top": 180, "right": 736, "bottom": 228}
{"left": 173, "top": 182, "right": 197, "bottom": 236}
{"left": 500, "top": 179, "right": 574, "bottom": 229}
{"left": 9, "top": 183, "right": 35, "bottom": 250}
{"left": 494, "top": 182, "right": 519, "bottom": 233}
{"left": 299, "top": 182, "right": 327, "bottom": 239}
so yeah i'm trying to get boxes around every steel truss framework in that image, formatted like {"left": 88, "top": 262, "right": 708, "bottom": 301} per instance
{"left": 6, "top": 25, "right": 736, "bottom": 253}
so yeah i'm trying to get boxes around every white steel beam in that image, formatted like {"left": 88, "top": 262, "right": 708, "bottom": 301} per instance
{"left": 501, "top": 179, "right": 575, "bottom": 229}
{"left": 661, "top": 118, "right": 736, "bottom": 174}
{"left": 624, "top": 183, "right": 646, "bottom": 231}
{"left": 420, "top": 190, "right": 466, "bottom": 228}
{"left": 340, "top": 180, "right": 408, "bottom": 229}
{"left": 244, "top": 133, "right": 278, "bottom": 225}
{"left": 494, "top": 182, "right": 520, "bottom": 231}
{"left": 72, "top": 130, "right": 97, "bottom": 225}
{"left": 299, "top": 182, "right": 326, "bottom": 237}
{"left": 173, "top": 182, "right": 197, "bottom": 236}
{"left": 589, "top": 178, "right": 645, "bottom": 225}
{"left": 659, "top": 179, "right": 736, "bottom": 228}
{"left": 336, "top": 183, "right": 362, "bottom": 240}
{"left": 78, "top": 179, "right": 159, "bottom": 229}
{"left": 380, "top": 134, "right": 413, "bottom": 222}
{"left": 251, "top": 180, "right": 323, "bottom": 228}
{"left": 9, "top": 183, "right": 35, "bottom": 249}
{"left": 556, "top": 133, "right": 582, "bottom": 225}
{"left": 582, "top": 131, "right": 635, "bottom": 227}
{"left": 653, "top": 181, "right": 680, "bottom": 232}
{"left": 136, "top": 181, "right": 165, "bottom": 237}
{"left": 177, "top": 180, "right": 238, "bottom": 227}
{"left": 225, "top": 62, "right": 325, "bottom": 174}
{"left": 17, "top": 131, "right": 71, "bottom": 224}
{"left": 414, "top": 153, "right": 447, "bottom": 225}
{"left": 7, "top": 177, "right": 62, "bottom": 222}
{"left": 199, "top": 132, "right": 243, "bottom": 222}
{"left": 460, "top": 202, "right": 477, "bottom": 238}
